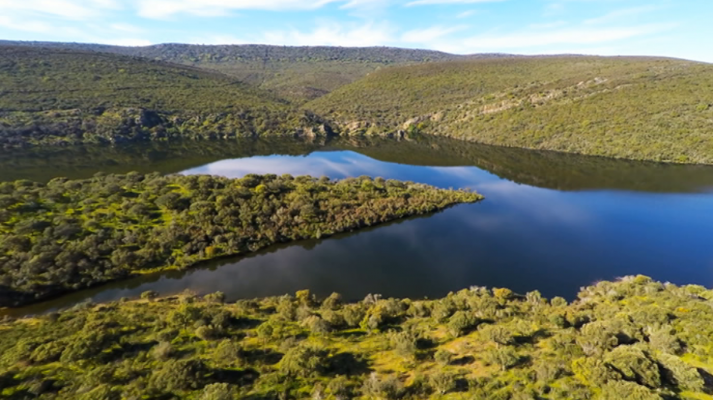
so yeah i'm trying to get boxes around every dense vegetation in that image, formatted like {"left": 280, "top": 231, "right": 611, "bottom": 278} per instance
{"left": 306, "top": 56, "right": 713, "bottom": 164}
{"left": 0, "top": 46, "right": 330, "bottom": 147}
{"left": 0, "top": 41, "right": 468, "bottom": 103}
{"left": 0, "top": 173, "right": 480, "bottom": 307}
{"left": 1, "top": 276, "right": 712, "bottom": 399}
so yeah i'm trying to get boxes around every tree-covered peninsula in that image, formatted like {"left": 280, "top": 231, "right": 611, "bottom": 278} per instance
{"left": 0, "top": 173, "right": 480, "bottom": 308}
{"left": 1, "top": 276, "right": 712, "bottom": 399}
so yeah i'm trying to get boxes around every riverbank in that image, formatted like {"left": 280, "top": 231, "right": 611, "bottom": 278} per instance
{"left": 1, "top": 276, "right": 711, "bottom": 399}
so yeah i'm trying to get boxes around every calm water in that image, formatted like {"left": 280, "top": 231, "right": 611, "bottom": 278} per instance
{"left": 3, "top": 137, "right": 713, "bottom": 316}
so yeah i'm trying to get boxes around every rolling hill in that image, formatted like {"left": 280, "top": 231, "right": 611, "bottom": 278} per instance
{"left": 306, "top": 56, "right": 713, "bottom": 164}
{"left": 0, "top": 41, "right": 469, "bottom": 103}
{"left": 0, "top": 46, "right": 330, "bottom": 147}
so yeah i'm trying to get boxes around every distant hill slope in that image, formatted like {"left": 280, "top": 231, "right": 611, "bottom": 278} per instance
{"left": 0, "top": 46, "right": 328, "bottom": 147}
{"left": 306, "top": 56, "right": 713, "bottom": 164}
{"left": 0, "top": 41, "right": 469, "bottom": 103}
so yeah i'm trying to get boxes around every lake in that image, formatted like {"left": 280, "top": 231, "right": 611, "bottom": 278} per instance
{"left": 3, "top": 136, "right": 713, "bottom": 317}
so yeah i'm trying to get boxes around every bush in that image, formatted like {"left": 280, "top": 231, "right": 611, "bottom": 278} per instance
{"left": 199, "top": 383, "right": 238, "bottom": 400}
{"left": 151, "top": 341, "right": 174, "bottom": 361}
{"left": 434, "top": 349, "right": 453, "bottom": 366}
{"left": 389, "top": 331, "right": 418, "bottom": 360}
{"left": 483, "top": 347, "right": 520, "bottom": 371}
{"left": 657, "top": 353, "right": 704, "bottom": 392}
{"left": 195, "top": 325, "right": 220, "bottom": 341}
{"left": 448, "top": 311, "right": 477, "bottom": 337}
{"left": 604, "top": 346, "right": 661, "bottom": 388}
{"left": 361, "top": 373, "right": 404, "bottom": 400}
{"left": 303, "top": 315, "right": 332, "bottom": 335}
{"left": 279, "top": 343, "right": 327, "bottom": 378}
{"left": 149, "top": 359, "right": 207, "bottom": 392}
{"left": 429, "top": 372, "right": 456, "bottom": 394}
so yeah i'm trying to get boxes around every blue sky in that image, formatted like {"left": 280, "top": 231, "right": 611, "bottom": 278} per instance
{"left": 1, "top": 0, "right": 711, "bottom": 62}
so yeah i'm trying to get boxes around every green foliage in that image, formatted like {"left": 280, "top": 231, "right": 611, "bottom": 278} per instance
{"left": 307, "top": 56, "right": 713, "bottom": 164}
{"left": 149, "top": 359, "right": 207, "bottom": 393}
{"left": 199, "top": 383, "right": 239, "bottom": 400}
{"left": 279, "top": 343, "right": 327, "bottom": 378}
{"left": 0, "top": 46, "right": 330, "bottom": 147}
{"left": 447, "top": 310, "right": 477, "bottom": 337}
{"left": 0, "top": 173, "right": 479, "bottom": 307}
{"left": 0, "top": 276, "right": 711, "bottom": 399}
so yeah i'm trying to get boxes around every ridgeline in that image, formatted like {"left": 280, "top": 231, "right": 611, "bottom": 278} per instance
{"left": 0, "top": 41, "right": 468, "bottom": 103}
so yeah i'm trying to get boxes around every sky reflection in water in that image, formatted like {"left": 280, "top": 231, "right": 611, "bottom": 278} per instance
{"left": 155, "top": 151, "right": 713, "bottom": 299}
{"left": 8, "top": 149, "right": 713, "bottom": 316}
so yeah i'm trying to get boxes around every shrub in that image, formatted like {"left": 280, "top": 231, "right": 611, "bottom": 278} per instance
{"left": 151, "top": 341, "right": 174, "bottom": 361}
{"left": 303, "top": 315, "right": 332, "bottom": 335}
{"left": 429, "top": 372, "right": 456, "bottom": 394}
{"left": 604, "top": 346, "right": 661, "bottom": 388}
{"left": 389, "top": 331, "right": 418, "bottom": 360}
{"left": 149, "top": 359, "right": 207, "bottom": 392}
{"left": 483, "top": 347, "right": 520, "bottom": 371}
{"left": 434, "top": 349, "right": 453, "bottom": 366}
{"left": 448, "top": 311, "right": 477, "bottom": 337}
{"left": 195, "top": 325, "right": 220, "bottom": 341}
{"left": 279, "top": 343, "right": 327, "bottom": 378}
{"left": 361, "top": 373, "right": 404, "bottom": 400}
{"left": 199, "top": 383, "right": 238, "bottom": 400}
{"left": 204, "top": 291, "right": 226, "bottom": 304}
{"left": 657, "top": 353, "right": 704, "bottom": 392}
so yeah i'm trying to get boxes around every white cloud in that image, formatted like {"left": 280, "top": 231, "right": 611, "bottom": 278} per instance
{"left": 136, "top": 0, "right": 337, "bottom": 18}
{"left": 461, "top": 23, "right": 676, "bottom": 51}
{"left": 262, "top": 20, "right": 395, "bottom": 47}
{"left": 456, "top": 10, "right": 479, "bottom": 18}
{"left": 584, "top": 5, "right": 663, "bottom": 25}
{"left": 0, "top": 0, "right": 119, "bottom": 20}
{"left": 401, "top": 25, "right": 466, "bottom": 43}
{"left": 407, "top": 0, "right": 504, "bottom": 5}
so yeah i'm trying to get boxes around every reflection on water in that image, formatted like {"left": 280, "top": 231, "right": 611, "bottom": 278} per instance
{"left": 3, "top": 138, "right": 713, "bottom": 317}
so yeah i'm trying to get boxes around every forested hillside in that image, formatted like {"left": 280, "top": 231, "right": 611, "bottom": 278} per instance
{"left": 306, "top": 56, "right": 713, "bottom": 164}
{"left": 0, "top": 41, "right": 468, "bottom": 103}
{"left": 1, "top": 276, "right": 712, "bottom": 399}
{"left": 0, "top": 173, "right": 480, "bottom": 307}
{"left": 0, "top": 46, "right": 330, "bottom": 147}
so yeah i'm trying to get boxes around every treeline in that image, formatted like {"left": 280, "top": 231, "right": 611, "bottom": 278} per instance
{"left": 306, "top": 56, "right": 713, "bottom": 164}
{"left": 1, "top": 276, "right": 712, "bottom": 399}
{"left": 0, "top": 41, "right": 467, "bottom": 103}
{"left": 0, "top": 47, "right": 331, "bottom": 147}
{"left": 0, "top": 173, "right": 480, "bottom": 307}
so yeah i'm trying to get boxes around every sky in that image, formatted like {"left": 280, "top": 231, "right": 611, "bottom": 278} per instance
{"left": 0, "top": 0, "right": 711, "bottom": 62}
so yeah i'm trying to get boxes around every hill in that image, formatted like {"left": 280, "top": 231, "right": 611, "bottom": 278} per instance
{"left": 0, "top": 41, "right": 469, "bottom": 103}
{"left": 0, "top": 46, "right": 330, "bottom": 147}
{"left": 306, "top": 56, "right": 713, "bottom": 164}
{"left": 1, "top": 276, "right": 712, "bottom": 399}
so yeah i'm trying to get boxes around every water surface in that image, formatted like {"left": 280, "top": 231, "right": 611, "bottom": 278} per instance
{"left": 3, "top": 137, "right": 713, "bottom": 316}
